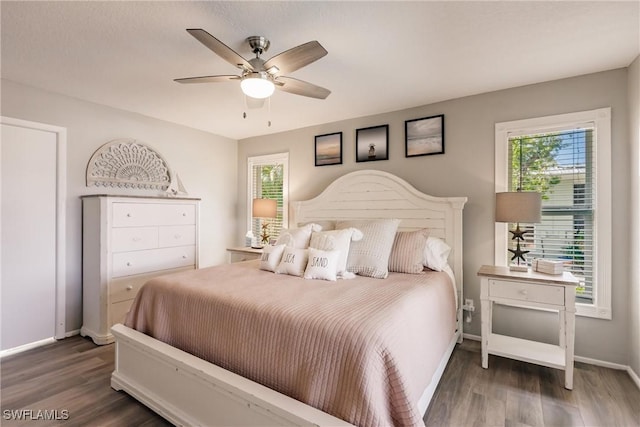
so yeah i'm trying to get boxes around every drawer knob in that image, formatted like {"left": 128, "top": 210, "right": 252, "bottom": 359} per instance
{"left": 126, "top": 262, "right": 132, "bottom": 267}
{"left": 126, "top": 285, "right": 133, "bottom": 291}
{"left": 132, "top": 237, "right": 141, "bottom": 242}
{"left": 182, "top": 255, "right": 187, "bottom": 259}
{"left": 174, "top": 234, "right": 182, "bottom": 239}
{"left": 126, "top": 213, "right": 132, "bottom": 217}
{"left": 519, "top": 289, "right": 528, "bottom": 296}
{"left": 182, "top": 212, "right": 187, "bottom": 217}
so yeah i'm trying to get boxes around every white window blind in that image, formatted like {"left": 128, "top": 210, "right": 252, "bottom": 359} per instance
{"left": 247, "top": 153, "right": 288, "bottom": 242}
{"left": 495, "top": 108, "right": 611, "bottom": 319}
{"left": 509, "top": 128, "right": 594, "bottom": 302}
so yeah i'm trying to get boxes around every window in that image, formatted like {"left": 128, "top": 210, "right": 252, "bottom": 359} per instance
{"left": 495, "top": 108, "right": 611, "bottom": 319}
{"left": 247, "top": 153, "right": 289, "bottom": 243}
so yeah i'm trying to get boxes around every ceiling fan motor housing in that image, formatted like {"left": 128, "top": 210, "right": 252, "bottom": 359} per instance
{"left": 247, "top": 36, "right": 270, "bottom": 56}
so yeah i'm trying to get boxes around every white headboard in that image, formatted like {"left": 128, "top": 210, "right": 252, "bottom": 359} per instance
{"left": 292, "top": 170, "right": 467, "bottom": 333}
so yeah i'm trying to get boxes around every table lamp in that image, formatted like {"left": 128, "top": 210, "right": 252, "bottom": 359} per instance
{"left": 252, "top": 198, "right": 277, "bottom": 247}
{"left": 495, "top": 191, "right": 541, "bottom": 271}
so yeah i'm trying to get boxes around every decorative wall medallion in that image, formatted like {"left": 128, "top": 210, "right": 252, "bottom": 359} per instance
{"left": 86, "top": 139, "right": 171, "bottom": 190}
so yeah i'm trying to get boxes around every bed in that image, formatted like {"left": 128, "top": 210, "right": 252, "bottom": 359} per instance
{"left": 111, "top": 170, "right": 467, "bottom": 426}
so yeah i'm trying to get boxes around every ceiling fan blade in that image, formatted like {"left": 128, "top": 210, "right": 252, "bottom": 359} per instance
{"left": 264, "top": 41, "right": 327, "bottom": 76}
{"left": 275, "top": 76, "right": 331, "bottom": 99}
{"left": 174, "top": 75, "right": 240, "bottom": 84}
{"left": 186, "top": 29, "right": 253, "bottom": 71}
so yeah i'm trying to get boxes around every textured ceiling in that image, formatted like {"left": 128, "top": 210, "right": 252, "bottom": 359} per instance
{"left": 1, "top": 1, "right": 638, "bottom": 140}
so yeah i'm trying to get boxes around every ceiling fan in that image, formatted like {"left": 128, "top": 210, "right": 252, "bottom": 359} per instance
{"left": 175, "top": 29, "right": 331, "bottom": 101}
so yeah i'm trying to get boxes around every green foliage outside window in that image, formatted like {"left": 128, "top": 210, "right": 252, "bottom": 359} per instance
{"left": 510, "top": 134, "right": 563, "bottom": 199}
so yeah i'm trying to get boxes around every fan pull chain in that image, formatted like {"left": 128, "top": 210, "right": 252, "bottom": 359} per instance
{"left": 267, "top": 97, "right": 271, "bottom": 127}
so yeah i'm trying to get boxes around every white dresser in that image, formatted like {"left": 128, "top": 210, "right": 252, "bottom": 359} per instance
{"left": 81, "top": 195, "right": 200, "bottom": 344}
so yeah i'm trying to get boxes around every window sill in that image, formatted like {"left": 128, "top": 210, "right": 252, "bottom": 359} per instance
{"left": 576, "top": 302, "right": 611, "bottom": 319}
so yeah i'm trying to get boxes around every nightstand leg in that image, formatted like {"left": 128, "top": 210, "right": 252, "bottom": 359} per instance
{"left": 480, "top": 278, "right": 489, "bottom": 369}
{"left": 565, "top": 307, "right": 575, "bottom": 390}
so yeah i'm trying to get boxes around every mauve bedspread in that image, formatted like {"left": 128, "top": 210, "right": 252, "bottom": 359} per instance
{"left": 125, "top": 260, "right": 456, "bottom": 427}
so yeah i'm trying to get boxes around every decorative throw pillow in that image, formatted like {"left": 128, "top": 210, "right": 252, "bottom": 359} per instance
{"left": 423, "top": 236, "right": 451, "bottom": 271}
{"left": 259, "top": 244, "right": 286, "bottom": 272}
{"left": 275, "top": 223, "right": 322, "bottom": 248}
{"left": 304, "top": 248, "right": 340, "bottom": 282}
{"left": 389, "top": 229, "right": 429, "bottom": 274}
{"left": 309, "top": 228, "right": 363, "bottom": 276}
{"left": 336, "top": 219, "right": 401, "bottom": 279}
{"left": 275, "top": 247, "right": 308, "bottom": 277}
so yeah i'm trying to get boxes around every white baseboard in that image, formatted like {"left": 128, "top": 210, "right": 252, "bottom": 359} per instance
{"left": 65, "top": 329, "right": 80, "bottom": 338}
{"left": 627, "top": 366, "right": 640, "bottom": 391}
{"left": 460, "top": 333, "right": 639, "bottom": 390}
{"left": 0, "top": 337, "right": 55, "bottom": 358}
{"left": 574, "top": 355, "right": 627, "bottom": 370}
{"left": 462, "top": 333, "right": 481, "bottom": 341}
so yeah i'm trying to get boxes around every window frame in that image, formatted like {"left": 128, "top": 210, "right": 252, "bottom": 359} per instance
{"left": 246, "top": 152, "right": 289, "bottom": 240}
{"left": 495, "top": 108, "right": 611, "bottom": 319}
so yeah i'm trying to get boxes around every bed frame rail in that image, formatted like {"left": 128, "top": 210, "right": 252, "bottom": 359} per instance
{"left": 111, "top": 324, "right": 353, "bottom": 427}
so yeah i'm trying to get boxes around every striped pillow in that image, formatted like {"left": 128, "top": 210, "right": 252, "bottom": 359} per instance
{"left": 389, "top": 229, "right": 429, "bottom": 274}
{"left": 336, "top": 219, "right": 401, "bottom": 279}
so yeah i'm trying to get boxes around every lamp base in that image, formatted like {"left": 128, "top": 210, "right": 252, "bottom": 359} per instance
{"left": 509, "top": 264, "right": 529, "bottom": 272}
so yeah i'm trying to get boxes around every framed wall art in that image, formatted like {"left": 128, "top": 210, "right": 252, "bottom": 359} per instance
{"left": 405, "top": 114, "right": 444, "bottom": 157}
{"left": 356, "top": 124, "right": 389, "bottom": 162}
{"left": 314, "top": 132, "right": 342, "bottom": 166}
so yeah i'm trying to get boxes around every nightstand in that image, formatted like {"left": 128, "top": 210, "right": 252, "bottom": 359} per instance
{"left": 226, "top": 247, "right": 262, "bottom": 263}
{"left": 478, "top": 265, "right": 579, "bottom": 389}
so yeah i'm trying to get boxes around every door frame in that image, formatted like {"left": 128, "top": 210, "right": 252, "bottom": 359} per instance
{"left": 0, "top": 116, "right": 67, "bottom": 340}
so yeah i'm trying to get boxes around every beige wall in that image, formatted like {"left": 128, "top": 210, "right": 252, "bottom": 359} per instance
{"left": 238, "top": 68, "right": 631, "bottom": 364}
{"left": 1, "top": 79, "right": 238, "bottom": 333}
{"left": 629, "top": 55, "right": 640, "bottom": 377}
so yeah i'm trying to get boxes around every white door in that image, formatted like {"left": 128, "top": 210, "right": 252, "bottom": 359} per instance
{"left": 1, "top": 118, "right": 66, "bottom": 351}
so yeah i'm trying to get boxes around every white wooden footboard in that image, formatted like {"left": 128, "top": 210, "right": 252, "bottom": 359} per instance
{"left": 110, "top": 324, "right": 353, "bottom": 427}
{"left": 111, "top": 323, "right": 458, "bottom": 426}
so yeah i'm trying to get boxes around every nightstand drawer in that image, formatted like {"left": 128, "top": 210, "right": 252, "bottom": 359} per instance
{"left": 489, "top": 279, "right": 564, "bottom": 305}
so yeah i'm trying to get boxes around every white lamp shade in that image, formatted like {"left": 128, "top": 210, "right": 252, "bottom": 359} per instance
{"left": 241, "top": 74, "right": 275, "bottom": 99}
{"left": 495, "top": 192, "right": 542, "bottom": 223}
{"left": 252, "top": 198, "right": 277, "bottom": 218}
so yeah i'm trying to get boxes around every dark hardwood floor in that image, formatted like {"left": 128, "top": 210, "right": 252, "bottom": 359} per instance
{"left": 425, "top": 340, "right": 639, "bottom": 427}
{"left": 1, "top": 336, "right": 638, "bottom": 426}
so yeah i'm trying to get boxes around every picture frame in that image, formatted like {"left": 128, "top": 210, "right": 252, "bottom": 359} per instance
{"left": 405, "top": 114, "right": 445, "bottom": 157}
{"left": 356, "top": 125, "right": 389, "bottom": 162}
{"left": 314, "top": 132, "right": 342, "bottom": 166}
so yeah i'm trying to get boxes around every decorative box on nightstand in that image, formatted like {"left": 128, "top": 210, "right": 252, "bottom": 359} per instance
{"left": 477, "top": 265, "right": 579, "bottom": 389}
{"left": 226, "top": 247, "right": 263, "bottom": 263}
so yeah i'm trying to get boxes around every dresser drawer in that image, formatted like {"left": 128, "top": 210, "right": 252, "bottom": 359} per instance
{"left": 159, "top": 225, "right": 196, "bottom": 248}
{"left": 109, "top": 266, "right": 194, "bottom": 303}
{"left": 110, "top": 299, "right": 134, "bottom": 327}
{"left": 110, "top": 275, "right": 149, "bottom": 303}
{"left": 489, "top": 279, "right": 564, "bottom": 305}
{"left": 112, "top": 203, "right": 196, "bottom": 227}
{"left": 112, "top": 227, "right": 158, "bottom": 252}
{"left": 112, "top": 245, "right": 195, "bottom": 278}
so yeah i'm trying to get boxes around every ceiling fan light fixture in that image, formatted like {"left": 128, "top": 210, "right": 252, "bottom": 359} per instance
{"left": 240, "top": 72, "right": 275, "bottom": 99}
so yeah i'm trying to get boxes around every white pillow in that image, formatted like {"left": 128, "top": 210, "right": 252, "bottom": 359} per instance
{"left": 423, "top": 237, "right": 451, "bottom": 271}
{"left": 304, "top": 248, "right": 340, "bottom": 282}
{"left": 259, "top": 244, "right": 286, "bottom": 272}
{"left": 275, "top": 223, "right": 322, "bottom": 248}
{"left": 309, "top": 228, "right": 363, "bottom": 276}
{"left": 275, "top": 247, "right": 308, "bottom": 277}
{"left": 336, "top": 219, "right": 401, "bottom": 279}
